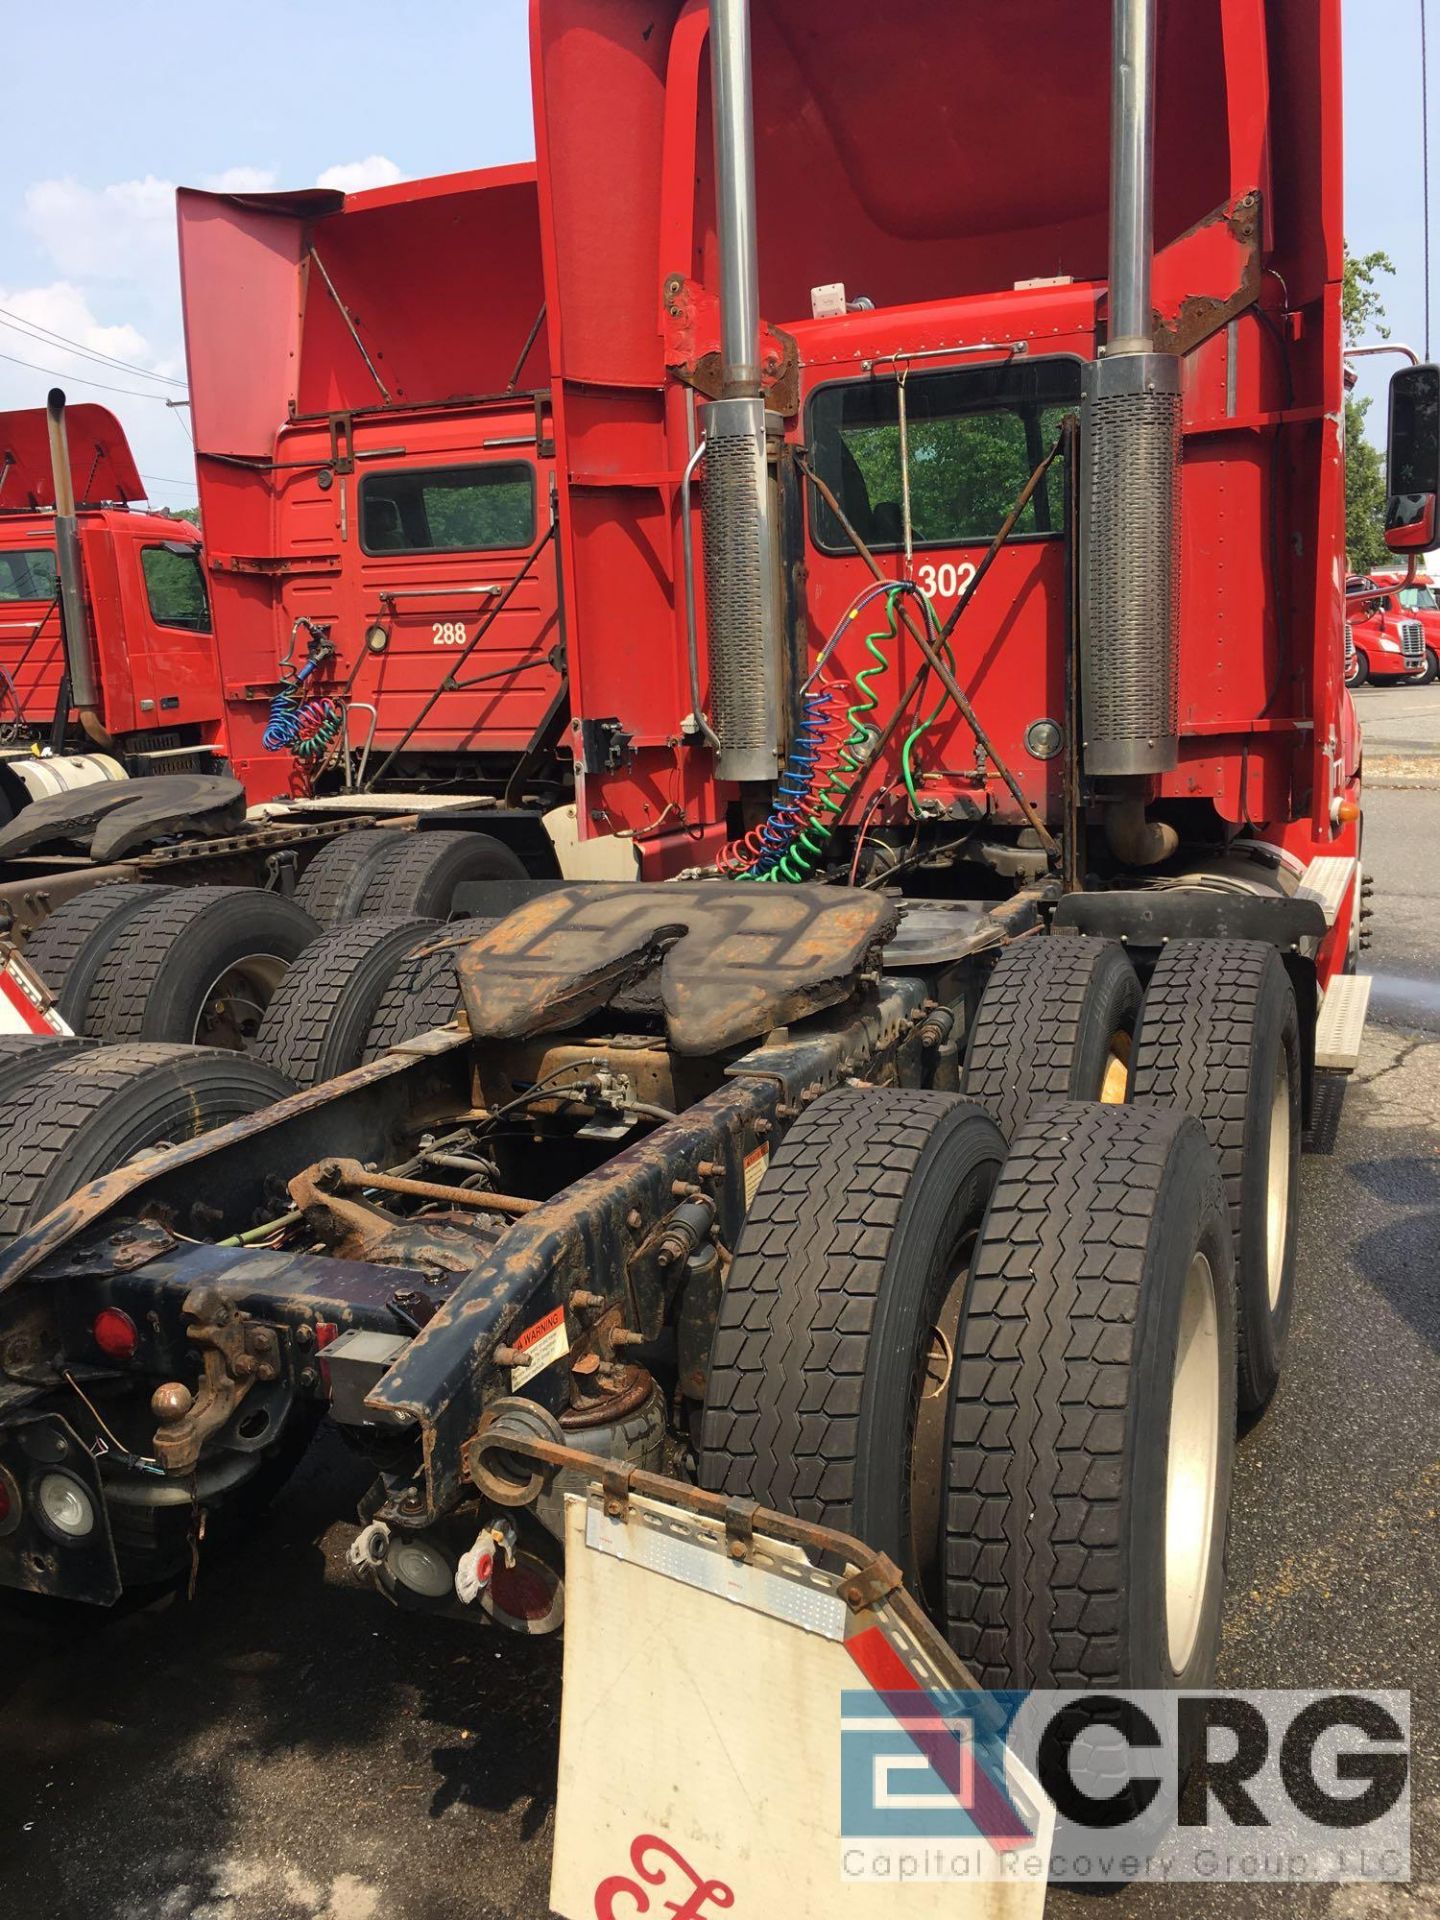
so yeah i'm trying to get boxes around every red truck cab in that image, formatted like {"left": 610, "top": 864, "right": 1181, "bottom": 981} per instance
{"left": 176, "top": 165, "right": 564, "bottom": 807}
{"left": 1344, "top": 573, "right": 1430, "bottom": 685}
{"left": 0, "top": 403, "right": 223, "bottom": 803}
{"left": 1363, "top": 568, "right": 1440, "bottom": 683}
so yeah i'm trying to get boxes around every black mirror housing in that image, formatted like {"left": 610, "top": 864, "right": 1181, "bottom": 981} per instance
{"left": 1385, "top": 363, "right": 1440, "bottom": 552}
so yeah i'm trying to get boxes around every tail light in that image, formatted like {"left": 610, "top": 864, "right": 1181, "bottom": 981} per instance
{"left": 93, "top": 1307, "right": 138, "bottom": 1361}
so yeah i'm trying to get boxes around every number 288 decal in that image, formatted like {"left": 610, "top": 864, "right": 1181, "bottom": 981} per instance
{"left": 431, "top": 621, "right": 468, "bottom": 646}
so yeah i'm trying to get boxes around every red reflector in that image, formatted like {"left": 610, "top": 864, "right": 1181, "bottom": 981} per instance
{"left": 0, "top": 1480, "right": 10, "bottom": 1524}
{"left": 491, "top": 1557, "right": 557, "bottom": 1622}
{"left": 314, "top": 1322, "right": 339, "bottom": 1349}
{"left": 93, "top": 1307, "right": 138, "bottom": 1361}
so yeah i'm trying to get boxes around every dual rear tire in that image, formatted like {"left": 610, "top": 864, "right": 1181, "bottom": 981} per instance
{"left": 962, "top": 933, "right": 1301, "bottom": 1414}
{"left": 701, "top": 1089, "right": 1235, "bottom": 1691}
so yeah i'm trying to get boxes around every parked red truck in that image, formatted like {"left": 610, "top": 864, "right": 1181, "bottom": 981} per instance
{"left": 176, "top": 162, "right": 567, "bottom": 811}
{"left": 0, "top": 0, "right": 1431, "bottom": 1903}
{"left": 1, "top": 170, "right": 586, "bottom": 963}
{"left": 1345, "top": 570, "right": 1433, "bottom": 684}
{"left": 0, "top": 398, "right": 222, "bottom": 805}
{"left": 1364, "top": 566, "right": 1440, "bottom": 682}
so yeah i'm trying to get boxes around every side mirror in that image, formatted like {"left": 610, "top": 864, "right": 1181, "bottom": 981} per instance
{"left": 1385, "top": 362, "right": 1440, "bottom": 552}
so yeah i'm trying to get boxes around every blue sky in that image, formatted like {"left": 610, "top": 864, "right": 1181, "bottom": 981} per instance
{"left": 0, "top": 0, "right": 1429, "bottom": 509}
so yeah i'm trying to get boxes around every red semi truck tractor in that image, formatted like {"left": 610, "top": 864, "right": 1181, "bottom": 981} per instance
{"left": 1345, "top": 571, "right": 1432, "bottom": 685}
{"left": 4, "top": 171, "right": 584, "bottom": 1011}
{"left": 1365, "top": 567, "right": 1440, "bottom": 682}
{"left": 0, "top": 397, "right": 224, "bottom": 813}
{"left": 1, "top": 1, "right": 1435, "bottom": 1902}
{"left": 175, "top": 164, "right": 569, "bottom": 834}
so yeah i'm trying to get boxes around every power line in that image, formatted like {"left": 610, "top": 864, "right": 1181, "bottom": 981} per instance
{"left": 1424, "top": 0, "right": 1433, "bottom": 357}
{"left": 0, "top": 308, "right": 186, "bottom": 387}
{"left": 0, "top": 345, "right": 186, "bottom": 402}
{"left": 138, "top": 472, "right": 197, "bottom": 490}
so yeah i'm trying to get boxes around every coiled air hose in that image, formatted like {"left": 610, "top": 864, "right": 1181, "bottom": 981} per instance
{"left": 720, "top": 580, "right": 952, "bottom": 883}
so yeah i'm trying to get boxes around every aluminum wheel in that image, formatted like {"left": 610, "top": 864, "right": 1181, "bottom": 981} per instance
{"left": 910, "top": 1233, "right": 974, "bottom": 1608}
{"left": 1265, "top": 1057, "right": 1292, "bottom": 1310}
{"left": 1165, "top": 1250, "right": 1221, "bottom": 1673}
{"left": 193, "top": 953, "right": 287, "bottom": 1049}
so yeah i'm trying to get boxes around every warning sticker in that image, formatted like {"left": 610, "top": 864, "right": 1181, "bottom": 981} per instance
{"left": 742, "top": 1145, "right": 770, "bottom": 1206}
{"left": 509, "top": 1304, "right": 570, "bottom": 1388}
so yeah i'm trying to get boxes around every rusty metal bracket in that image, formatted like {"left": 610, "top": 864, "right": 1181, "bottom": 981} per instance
{"left": 151, "top": 1286, "right": 281, "bottom": 1476}
{"left": 464, "top": 1427, "right": 906, "bottom": 1617}
{"left": 1152, "top": 190, "right": 1263, "bottom": 357}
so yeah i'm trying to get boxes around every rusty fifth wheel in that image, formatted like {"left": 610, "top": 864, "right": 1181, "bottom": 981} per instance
{"left": 961, "top": 934, "right": 1142, "bottom": 1141}
{"left": 1128, "top": 939, "right": 1303, "bottom": 1413}
{"left": 699, "top": 1085, "right": 1005, "bottom": 1611}
{"left": 946, "top": 1101, "right": 1235, "bottom": 1690}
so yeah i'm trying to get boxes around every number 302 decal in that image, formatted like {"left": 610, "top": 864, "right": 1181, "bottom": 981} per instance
{"left": 431, "top": 621, "right": 468, "bottom": 646}
{"left": 916, "top": 560, "right": 978, "bottom": 603}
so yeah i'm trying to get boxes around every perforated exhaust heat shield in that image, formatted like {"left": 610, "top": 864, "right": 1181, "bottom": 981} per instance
{"left": 701, "top": 395, "right": 781, "bottom": 783}
{"left": 1080, "top": 352, "right": 1182, "bottom": 777}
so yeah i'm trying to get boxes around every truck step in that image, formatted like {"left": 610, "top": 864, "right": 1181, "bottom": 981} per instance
{"left": 1296, "top": 854, "right": 1357, "bottom": 927}
{"left": 1313, "top": 972, "right": 1372, "bottom": 1071}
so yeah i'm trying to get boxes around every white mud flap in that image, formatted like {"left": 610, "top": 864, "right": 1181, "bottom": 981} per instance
{"left": 551, "top": 1491, "right": 1053, "bottom": 1918}
{"left": 0, "top": 941, "right": 73, "bottom": 1036}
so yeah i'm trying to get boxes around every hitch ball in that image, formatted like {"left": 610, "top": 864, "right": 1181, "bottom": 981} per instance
{"left": 151, "top": 1382, "right": 195, "bottom": 1424}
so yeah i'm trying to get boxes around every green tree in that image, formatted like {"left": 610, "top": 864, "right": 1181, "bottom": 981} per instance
{"left": 1342, "top": 245, "right": 1395, "bottom": 346}
{"left": 1345, "top": 395, "right": 1390, "bottom": 572}
{"left": 1341, "top": 245, "right": 1396, "bottom": 567}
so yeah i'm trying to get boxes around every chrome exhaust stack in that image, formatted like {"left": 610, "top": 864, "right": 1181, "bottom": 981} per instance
{"left": 45, "top": 388, "right": 110, "bottom": 747}
{"left": 1081, "top": 0, "right": 1182, "bottom": 828}
{"left": 701, "top": 0, "right": 781, "bottom": 783}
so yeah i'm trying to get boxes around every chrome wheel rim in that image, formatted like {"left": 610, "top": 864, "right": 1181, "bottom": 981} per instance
{"left": 1165, "top": 1250, "right": 1221, "bottom": 1673}
{"left": 1265, "top": 1059, "right": 1292, "bottom": 1311}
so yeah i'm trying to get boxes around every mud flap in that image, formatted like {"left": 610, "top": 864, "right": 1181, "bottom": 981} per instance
{"left": 551, "top": 1491, "right": 1054, "bottom": 1917}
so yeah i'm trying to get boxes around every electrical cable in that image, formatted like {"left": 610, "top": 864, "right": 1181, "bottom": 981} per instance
{"left": 0, "top": 305, "right": 186, "bottom": 385}
{"left": 0, "top": 346, "right": 185, "bottom": 402}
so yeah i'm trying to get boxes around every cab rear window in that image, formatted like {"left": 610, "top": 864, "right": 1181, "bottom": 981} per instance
{"left": 0, "top": 549, "right": 58, "bottom": 601}
{"left": 807, "top": 357, "right": 1081, "bottom": 554}
{"left": 359, "top": 463, "right": 535, "bottom": 555}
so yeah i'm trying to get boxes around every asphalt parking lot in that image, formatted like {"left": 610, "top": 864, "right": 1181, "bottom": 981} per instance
{"left": 1, "top": 688, "right": 1437, "bottom": 1920}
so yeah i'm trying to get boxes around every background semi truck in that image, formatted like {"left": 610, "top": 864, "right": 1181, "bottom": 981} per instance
{"left": 0, "top": 398, "right": 222, "bottom": 803}
{"left": 0, "top": 0, "right": 1430, "bottom": 1898}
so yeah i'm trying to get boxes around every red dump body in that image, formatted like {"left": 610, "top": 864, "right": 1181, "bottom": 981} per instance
{"left": 529, "top": 0, "right": 1355, "bottom": 957}
{"left": 0, "top": 404, "right": 217, "bottom": 750}
{"left": 177, "top": 166, "right": 560, "bottom": 803}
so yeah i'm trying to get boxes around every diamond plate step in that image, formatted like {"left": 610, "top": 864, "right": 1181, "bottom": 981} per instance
{"left": 1296, "top": 855, "right": 1357, "bottom": 927}
{"left": 1314, "top": 973, "right": 1372, "bottom": 1071}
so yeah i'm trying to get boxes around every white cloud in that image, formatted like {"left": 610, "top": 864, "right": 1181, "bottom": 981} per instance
{"left": 315, "top": 155, "right": 404, "bottom": 194}
{"left": 202, "top": 165, "right": 279, "bottom": 194}
{"left": 5, "top": 152, "right": 407, "bottom": 504}
{"left": 0, "top": 280, "right": 193, "bottom": 503}
{"left": 0, "top": 281, "right": 157, "bottom": 374}
{"left": 22, "top": 175, "right": 177, "bottom": 283}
